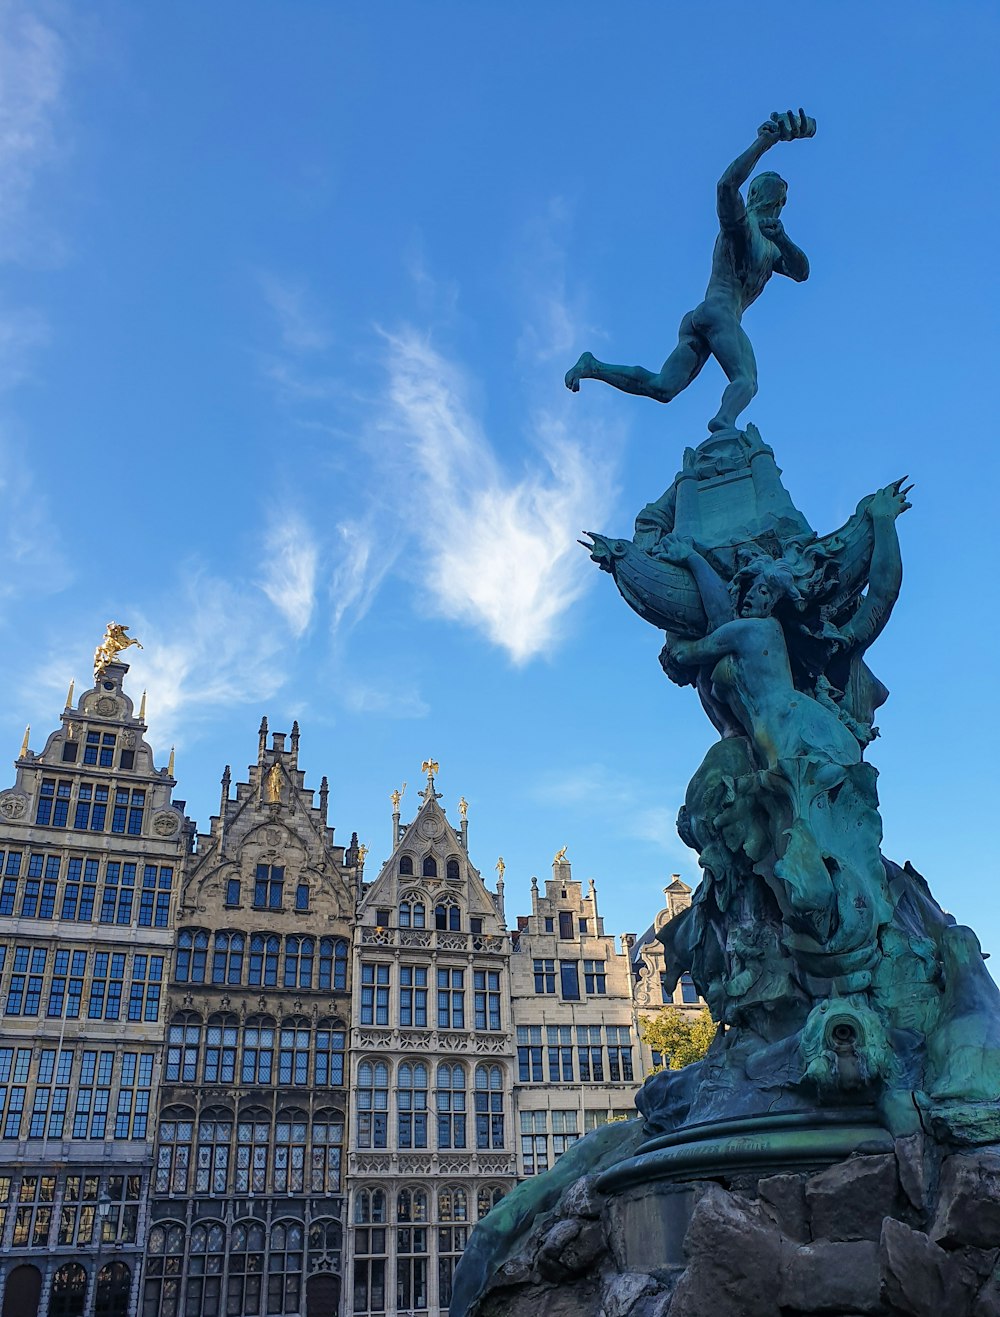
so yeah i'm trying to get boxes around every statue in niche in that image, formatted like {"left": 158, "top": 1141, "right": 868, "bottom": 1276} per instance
{"left": 566, "top": 109, "right": 815, "bottom": 434}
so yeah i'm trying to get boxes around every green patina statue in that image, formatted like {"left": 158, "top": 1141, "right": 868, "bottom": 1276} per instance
{"left": 565, "top": 110, "right": 814, "bottom": 433}
{"left": 449, "top": 111, "right": 1000, "bottom": 1317}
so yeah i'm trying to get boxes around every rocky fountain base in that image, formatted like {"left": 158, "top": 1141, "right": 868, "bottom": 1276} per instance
{"left": 467, "top": 1128, "right": 1000, "bottom": 1317}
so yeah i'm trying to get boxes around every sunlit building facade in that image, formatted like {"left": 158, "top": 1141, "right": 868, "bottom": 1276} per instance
{"left": 0, "top": 660, "right": 190, "bottom": 1317}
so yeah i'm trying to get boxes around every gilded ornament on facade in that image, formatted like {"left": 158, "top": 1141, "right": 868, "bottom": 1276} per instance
{"left": 265, "top": 762, "right": 282, "bottom": 802}
{"left": 94, "top": 621, "right": 143, "bottom": 680}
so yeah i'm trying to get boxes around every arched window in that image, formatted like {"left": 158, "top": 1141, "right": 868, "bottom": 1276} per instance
{"left": 94, "top": 1260, "right": 132, "bottom": 1317}
{"left": 143, "top": 1222, "right": 184, "bottom": 1317}
{"left": 353, "top": 1193, "right": 386, "bottom": 1315}
{"left": 396, "top": 1187, "right": 428, "bottom": 1222}
{"left": 155, "top": 1111, "right": 193, "bottom": 1194}
{"left": 311, "top": 1109, "right": 344, "bottom": 1194}
{"left": 399, "top": 893, "right": 426, "bottom": 929}
{"left": 284, "top": 937, "right": 315, "bottom": 989}
{"left": 228, "top": 1219, "right": 266, "bottom": 1315}
{"left": 295, "top": 882, "right": 309, "bottom": 911}
{"left": 211, "top": 932, "right": 244, "bottom": 985}
{"left": 318, "top": 938, "right": 348, "bottom": 991}
{"left": 235, "top": 1115, "right": 270, "bottom": 1194}
{"left": 165, "top": 1014, "right": 201, "bottom": 1083}
{"left": 268, "top": 1220, "right": 304, "bottom": 1315}
{"left": 397, "top": 1062, "right": 428, "bottom": 1149}
{"left": 248, "top": 934, "right": 279, "bottom": 987}
{"left": 274, "top": 1111, "right": 308, "bottom": 1192}
{"left": 475, "top": 1064, "right": 505, "bottom": 1149}
{"left": 436, "top": 1063, "right": 467, "bottom": 1149}
{"left": 356, "top": 1061, "right": 389, "bottom": 1149}
{"left": 399, "top": 856, "right": 414, "bottom": 876}
{"left": 279, "top": 1021, "right": 310, "bottom": 1084}
{"left": 285, "top": 937, "right": 316, "bottom": 990}
{"left": 194, "top": 1111, "right": 232, "bottom": 1193}
{"left": 437, "top": 1189, "right": 468, "bottom": 1310}
{"left": 241, "top": 1018, "right": 275, "bottom": 1085}
{"left": 307, "top": 1216, "right": 342, "bottom": 1272}
{"left": 422, "top": 856, "right": 438, "bottom": 878}
{"left": 204, "top": 1014, "right": 238, "bottom": 1084}
{"left": 435, "top": 901, "right": 460, "bottom": 931}
{"left": 446, "top": 858, "right": 460, "bottom": 881}
{"left": 315, "top": 1020, "right": 346, "bottom": 1086}
{"left": 185, "top": 1223, "right": 225, "bottom": 1317}
{"left": 438, "top": 1186, "right": 468, "bottom": 1221}
{"left": 396, "top": 1189, "right": 429, "bottom": 1312}
{"left": 477, "top": 1185, "right": 506, "bottom": 1219}
{"left": 176, "top": 929, "right": 209, "bottom": 983}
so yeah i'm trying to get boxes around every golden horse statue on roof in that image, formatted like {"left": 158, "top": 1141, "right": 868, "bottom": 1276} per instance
{"left": 94, "top": 622, "right": 142, "bottom": 681}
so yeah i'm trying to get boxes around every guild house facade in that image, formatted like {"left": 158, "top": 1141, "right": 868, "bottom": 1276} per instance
{"left": 0, "top": 628, "right": 700, "bottom": 1317}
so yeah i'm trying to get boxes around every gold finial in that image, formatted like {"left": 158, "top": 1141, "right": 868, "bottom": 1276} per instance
{"left": 266, "top": 761, "right": 282, "bottom": 803}
{"left": 65, "top": 680, "right": 75, "bottom": 709}
{"left": 496, "top": 856, "right": 505, "bottom": 880}
{"left": 94, "top": 621, "right": 143, "bottom": 681}
{"left": 19, "top": 725, "right": 29, "bottom": 757}
{"left": 167, "top": 746, "right": 175, "bottom": 776}
{"left": 554, "top": 846, "right": 568, "bottom": 864}
{"left": 459, "top": 796, "right": 469, "bottom": 819}
{"left": 358, "top": 843, "right": 369, "bottom": 867}
{"left": 421, "top": 758, "right": 440, "bottom": 780}
{"left": 391, "top": 781, "right": 407, "bottom": 812}
{"left": 139, "top": 691, "right": 147, "bottom": 721}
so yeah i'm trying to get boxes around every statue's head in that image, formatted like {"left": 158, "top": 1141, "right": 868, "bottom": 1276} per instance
{"left": 747, "top": 171, "right": 787, "bottom": 216}
{"left": 732, "top": 553, "right": 803, "bottom": 618}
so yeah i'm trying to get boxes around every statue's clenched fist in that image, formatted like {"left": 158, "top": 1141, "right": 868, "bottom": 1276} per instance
{"left": 759, "top": 109, "right": 816, "bottom": 143}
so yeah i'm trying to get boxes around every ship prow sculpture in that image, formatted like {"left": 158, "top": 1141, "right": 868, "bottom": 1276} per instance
{"left": 450, "top": 112, "right": 1000, "bottom": 1317}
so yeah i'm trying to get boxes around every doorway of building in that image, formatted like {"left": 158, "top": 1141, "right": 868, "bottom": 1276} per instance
{"left": 2, "top": 1265, "right": 42, "bottom": 1317}
{"left": 306, "top": 1271, "right": 341, "bottom": 1316}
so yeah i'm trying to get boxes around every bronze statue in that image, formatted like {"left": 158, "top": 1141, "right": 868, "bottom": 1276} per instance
{"left": 566, "top": 110, "right": 815, "bottom": 434}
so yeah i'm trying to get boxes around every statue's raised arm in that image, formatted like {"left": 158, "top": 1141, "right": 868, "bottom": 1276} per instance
{"left": 565, "top": 110, "right": 815, "bottom": 435}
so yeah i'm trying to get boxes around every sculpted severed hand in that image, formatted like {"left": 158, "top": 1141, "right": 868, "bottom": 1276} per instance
{"left": 868, "top": 477, "right": 913, "bottom": 522}
{"left": 758, "top": 109, "right": 816, "bottom": 145}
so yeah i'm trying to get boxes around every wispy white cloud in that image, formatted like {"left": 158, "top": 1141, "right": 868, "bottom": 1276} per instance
{"left": 259, "top": 274, "right": 331, "bottom": 353}
{"left": 0, "top": 4, "right": 67, "bottom": 261}
{"left": 329, "top": 519, "right": 397, "bottom": 635}
{"left": 515, "top": 197, "right": 589, "bottom": 366}
{"left": 377, "top": 328, "right": 617, "bottom": 664}
{"left": 258, "top": 512, "right": 319, "bottom": 638}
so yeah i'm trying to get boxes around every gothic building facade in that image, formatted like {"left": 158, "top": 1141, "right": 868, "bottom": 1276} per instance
{"left": 0, "top": 654, "right": 700, "bottom": 1317}
{"left": 144, "top": 718, "right": 356, "bottom": 1317}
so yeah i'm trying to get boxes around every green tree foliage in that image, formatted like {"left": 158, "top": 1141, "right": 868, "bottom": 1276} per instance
{"left": 639, "top": 1006, "right": 715, "bottom": 1071}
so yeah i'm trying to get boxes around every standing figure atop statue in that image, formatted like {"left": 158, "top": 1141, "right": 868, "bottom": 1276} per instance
{"left": 566, "top": 110, "right": 816, "bottom": 433}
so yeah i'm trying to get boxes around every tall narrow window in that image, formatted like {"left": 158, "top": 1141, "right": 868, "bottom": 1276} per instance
{"left": 241, "top": 1021, "right": 275, "bottom": 1085}
{"left": 139, "top": 864, "right": 172, "bottom": 927}
{"left": 400, "top": 965, "right": 428, "bottom": 1028}
{"left": 311, "top": 1111, "right": 344, "bottom": 1194}
{"left": 315, "top": 1023, "right": 346, "bottom": 1086}
{"left": 517, "top": 1026, "right": 544, "bottom": 1082}
{"left": 474, "top": 1064, "right": 505, "bottom": 1149}
{"left": 396, "top": 1190, "right": 429, "bottom": 1312}
{"left": 234, "top": 1117, "right": 270, "bottom": 1193}
{"left": 437, "top": 968, "right": 465, "bottom": 1028}
{"left": 438, "top": 1188, "right": 469, "bottom": 1311}
{"left": 353, "top": 1190, "right": 387, "bottom": 1314}
{"left": 356, "top": 1061, "right": 389, "bottom": 1149}
{"left": 474, "top": 969, "right": 502, "bottom": 1029}
{"left": 154, "top": 1117, "right": 193, "bottom": 1193}
{"left": 254, "top": 864, "right": 284, "bottom": 910}
{"left": 360, "top": 964, "right": 390, "bottom": 1026}
{"left": 203, "top": 1018, "right": 238, "bottom": 1084}
{"left": 559, "top": 961, "right": 580, "bottom": 1000}
{"left": 273, "top": 1113, "right": 308, "bottom": 1191}
{"left": 397, "top": 1062, "right": 428, "bottom": 1149}
{"left": 584, "top": 958, "right": 607, "bottom": 994}
{"left": 436, "top": 1064, "right": 466, "bottom": 1149}
{"left": 278, "top": 1023, "right": 310, "bottom": 1084}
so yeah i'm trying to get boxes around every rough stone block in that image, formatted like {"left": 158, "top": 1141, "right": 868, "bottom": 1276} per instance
{"left": 805, "top": 1153, "right": 899, "bottom": 1241}
{"left": 562, "top": 1173, "right": 607, "bottom": 1220}
{"left": 666, "top": 1184, "right": 782, "bottom": 1317}
{"left": 606, "top": 1183, "right": 697, "bottom": 1272}
{"left": 778, "top": 1238, "right": 881, "bottom": 1314}
{"left": 537, "top": 1215, "right": 606, "bottom": 1281}
{"left": 880, "top": 1217, "right": 978, "bottom": 1317}
{"left": 932, "top": 1153, "right": 1000, "bottom": 1250}
{"left": 895, "top": 1133, "right": 932, "bottom": 1215}
{"left": 758, "top": 1172, "right": 809, "bottom": 1242}
{"left": 600, "top": 1270, "right": 663, "bottom": 1317}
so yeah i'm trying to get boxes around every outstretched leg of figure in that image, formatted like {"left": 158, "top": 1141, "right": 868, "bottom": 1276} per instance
{"left": 565, "top": 314, "right": 709, "bottom": 403}
{"left": 707, "top": 319, "right": 758, "bottom": 432}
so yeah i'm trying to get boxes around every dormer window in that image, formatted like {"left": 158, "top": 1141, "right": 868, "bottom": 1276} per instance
{"left": 422, "top": 857, "right": 438, "bottom": 878}
{"left": 84, "top": 731, "right": 116, "bottom": 767}
{"left": 399, "top": 856, "right": 414, "bottom": 876}
{"left": 295, "top": 883, "right": 310, "bottom": 912}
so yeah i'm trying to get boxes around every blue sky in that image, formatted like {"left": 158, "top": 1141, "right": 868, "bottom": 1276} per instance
{"left": 1, "top": 2, "right": 998, "bottom": 952}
